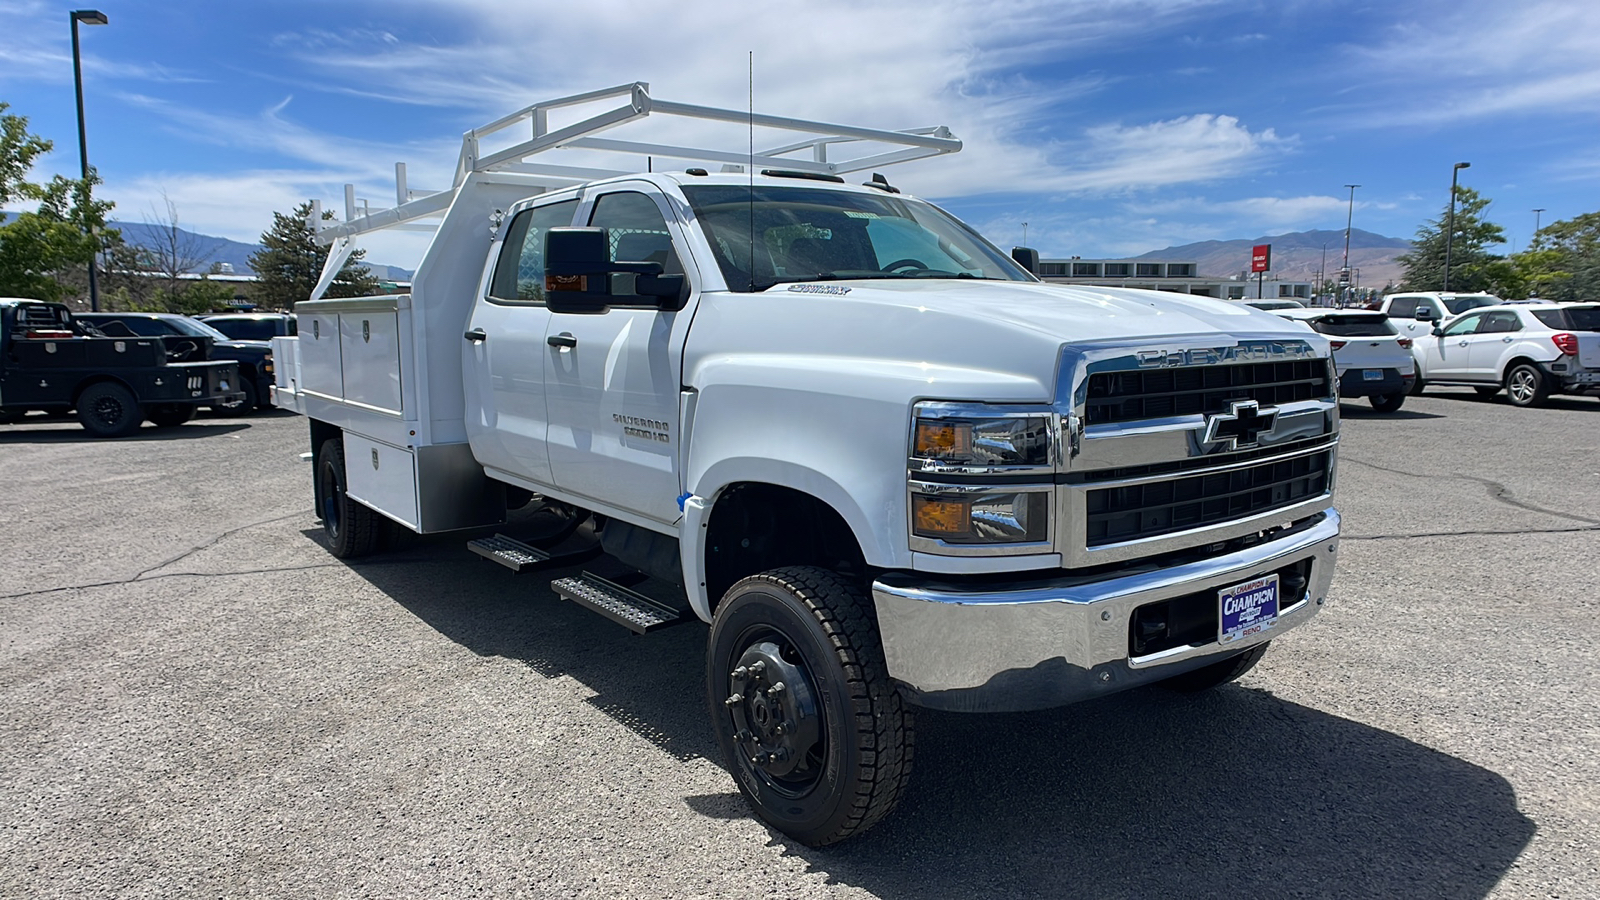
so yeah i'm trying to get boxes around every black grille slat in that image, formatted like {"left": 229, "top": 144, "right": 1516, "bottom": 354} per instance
{"left": 1086, "top": 451, "right": 1331, "bottom": 546}
{"left": 1086, "top": 361, "right": 1331, "bottom": 425}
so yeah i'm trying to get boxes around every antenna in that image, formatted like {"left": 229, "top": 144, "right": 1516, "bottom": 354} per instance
{"left": 748, "top": 51, "right": 755, "bottom": 292}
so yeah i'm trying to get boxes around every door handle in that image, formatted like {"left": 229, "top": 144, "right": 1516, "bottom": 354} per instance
{"left": 547, "top": 333, "right": 577, "bottom": 349}
{"left": 1458, "top": 340, "right": 1469, "bottom": 347}
{"left": 1502, "top": 336, "right": 1514, "bottom": 343}
{"left": 464, "top": 328, "right": 487, "bottom": 343}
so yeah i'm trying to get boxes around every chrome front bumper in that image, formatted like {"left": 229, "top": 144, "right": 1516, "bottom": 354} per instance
{"left": 871, "top": 508, "right": 1340, "bottom": 712}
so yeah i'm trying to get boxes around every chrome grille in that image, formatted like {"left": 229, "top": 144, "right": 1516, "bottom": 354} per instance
{"left": 1085, "top": 449, "right": 1332, "bottom": 547}
{"left": 1086, "top": 361, "right": 1331, "bottom": 425}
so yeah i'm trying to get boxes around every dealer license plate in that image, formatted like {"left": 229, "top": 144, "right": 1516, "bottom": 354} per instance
{"left": 1362, "top": 369, "right": 1383, "bottom": 381}
{"left": 1218, "top": 573, "right": 1280, "bottom": 645}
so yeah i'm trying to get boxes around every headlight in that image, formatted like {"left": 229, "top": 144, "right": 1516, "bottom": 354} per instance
{"left": 911, "top": 414, "right": 1052, "bottom": 468}
{"left": 911, "top": 489, "right": 1049, "bottom": 544}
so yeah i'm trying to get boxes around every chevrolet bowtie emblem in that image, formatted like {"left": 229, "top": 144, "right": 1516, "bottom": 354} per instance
{"left": 1204, "top": 400, "right": 1278, "bottom": 449}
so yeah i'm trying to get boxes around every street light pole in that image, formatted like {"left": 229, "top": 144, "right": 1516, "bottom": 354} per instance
{"left": 70, "top": 9, "right": 108, "bottom": 312}
{"left": 1532, "top": 208, "right": 1545, "bottom": 244}
{"left": 1442, "top": 161, "right": 1470, "bottom": 292}
{"left": 1338, "top": 184, "right": 1359, "bottom": 307}
{"left": 1319, "top": 243, "right": 1327, "bottom": 306}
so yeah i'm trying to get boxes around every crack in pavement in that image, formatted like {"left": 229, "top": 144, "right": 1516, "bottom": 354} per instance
{"left": 1344, "top": 525, "right": 1600, "bottom": 542}
{"left": 1340, "top": 455, "right": 1600, "bottom": 525}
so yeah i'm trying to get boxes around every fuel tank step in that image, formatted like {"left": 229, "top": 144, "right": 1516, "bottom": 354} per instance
{"left": 551, "top": 573, "right": 685, "bottom": 634}
{"left": 467, "top": 533, "right": 597, "bottom": 573}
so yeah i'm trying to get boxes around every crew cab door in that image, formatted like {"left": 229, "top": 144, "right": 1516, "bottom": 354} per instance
{"left": 463, "top": 198, "right": 579, "bottom": 488}
{"left": 1420, "top": 311, "right": 1484, "bottom": 379}
{"left": 544, "top": 185, "right": 696, "bottom": 525}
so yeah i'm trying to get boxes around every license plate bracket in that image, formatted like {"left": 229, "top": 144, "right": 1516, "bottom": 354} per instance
{"left": 1219, "top": 573, "right": 1280, "bottom": 645}
{"left": 1362, "top": 368, "right": 1384, "bottom": 381}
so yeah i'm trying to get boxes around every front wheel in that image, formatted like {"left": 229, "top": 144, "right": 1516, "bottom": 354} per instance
{"left": 315, "top": 437, "right": 381, "bottom": 558}
{"left": 707, "top": 567, "right": 913, "bottom": 846}
{"left": 1505, "top": 364, "right": 1551, "bottom": 408}
{"left": 1369, "top": 392, "right": 1405, "bottom": 413}
{"left": 1159, "top": 642, "right": 1271, "bottom": 693}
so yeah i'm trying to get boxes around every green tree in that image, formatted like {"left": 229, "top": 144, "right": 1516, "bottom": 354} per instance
{"left": 1517, "top": 212, "right": 1600, "bottom": 301}
{"left": 0, "top": 103, "right": 116, "bottom": 302}
{"left": 1396, "top": 186, "right": 1506, "bottom": 293}
{"left": 248, "top": 202, "right": 379, "bottom": 308}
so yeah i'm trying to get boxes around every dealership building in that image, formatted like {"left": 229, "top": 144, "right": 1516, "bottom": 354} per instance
{"left": 1036, "top": 257, "right": 1314, "bottom": 301}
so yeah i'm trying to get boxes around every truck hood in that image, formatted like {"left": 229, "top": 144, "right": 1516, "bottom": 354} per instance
{"left": 688, "top": 279, "right": 1328, "bottom": 405}
{"left": 763, "top": 278, "right": 1294, "bottom": 342}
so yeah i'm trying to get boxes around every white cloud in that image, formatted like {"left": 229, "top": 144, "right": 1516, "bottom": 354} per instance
{"left": 1344, "top": 0, "right": 1600, "bottom": 126}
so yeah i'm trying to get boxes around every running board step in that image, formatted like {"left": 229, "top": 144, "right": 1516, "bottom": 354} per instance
{"left": 551, "top": 573, "right": 685, "bottom": 634}
{"left": 467, "top": 533, "right": 596, "bottom": 573}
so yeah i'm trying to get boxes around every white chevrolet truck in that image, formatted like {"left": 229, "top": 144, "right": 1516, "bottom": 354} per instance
{"left": 273, "top": 84, "right": 1342, "bottom": 845}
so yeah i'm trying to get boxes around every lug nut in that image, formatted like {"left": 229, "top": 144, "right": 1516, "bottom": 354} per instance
{"left": 732, "top": 666, "right": 748, "bottom": 681}
{"left": 767, "top": 681, "right": 786, "bottom": 696}
{"left": 724, "top": 693, "right": 743, "bottom": 707}
{"left": 773, "top": 748, "right": 791, "bottom": 762}
{"left": 734, "top": 730, "right": 751, "bottom": 743}
{"left": 748, "top": 661, "right": 766, "bottom": 676}
{"left": 773, "top": 723, "right": 785, "bottom": 736}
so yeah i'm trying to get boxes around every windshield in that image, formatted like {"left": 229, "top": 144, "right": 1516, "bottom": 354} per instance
{"left": 1444, "top": 295, "right": 1500, "bottom": 315}
{"left": 681, "top": 185, "right": 1034, "bottom": 291}
{"left": 168, "top": 317, "right": 232, "bottom": 341}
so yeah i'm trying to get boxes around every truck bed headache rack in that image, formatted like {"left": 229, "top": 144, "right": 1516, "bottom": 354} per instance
{"left": 306, "top": 81, "right": 961, "bottom": 299}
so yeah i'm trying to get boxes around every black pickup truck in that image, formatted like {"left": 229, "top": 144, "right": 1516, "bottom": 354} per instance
{"left": 0, "top": 299, "right": 242, "bottom": 437}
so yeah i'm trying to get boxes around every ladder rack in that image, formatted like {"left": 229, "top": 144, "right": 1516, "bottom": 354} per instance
{"left": 306, "top": 82, "right": 961, "bottom": 299}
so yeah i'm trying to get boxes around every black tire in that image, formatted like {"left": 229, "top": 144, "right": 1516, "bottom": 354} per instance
{"left": 1473, "top": 386, "right": 1500, "bottom": 398}
{"left": 315, "top": 437, "right": 381, "bottom": 558}
{"left": 1407, "top": 374, "right": 1427, "bottom": 396}
{"left": 1505, "top": 363, "right": 1550, "bottom": 408}
{"left": 212, "top": 378, "right": 258, "bottom": 417}
{"left": 146, "top": 404, "right": 196, "bottom": 427}
{"left": 76, "top": 382, "right": 142, "bottom": 437}
{"left": 1369, "top": 392, "right": 1405, "bottom": 413}
{"left": 1159, "top": 642, "right": 1271, "bottom": 693}
{"left": 707, "top": 566, "right": 913, "bottom": 847}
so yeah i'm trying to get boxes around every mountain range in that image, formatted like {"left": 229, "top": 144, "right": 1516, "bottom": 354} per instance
{"left": 1136, "top": 228, "right": 1412, "bottom": 288}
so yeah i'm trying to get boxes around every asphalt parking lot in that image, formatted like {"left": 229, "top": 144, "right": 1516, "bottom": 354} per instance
{"left": 2, "top": 388, "right": 1597, "bottom": 899}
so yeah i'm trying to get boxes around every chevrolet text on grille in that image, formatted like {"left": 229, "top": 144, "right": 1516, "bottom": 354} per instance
{"left": 1135, "top": 342, "right": 1315, "bottom": 367}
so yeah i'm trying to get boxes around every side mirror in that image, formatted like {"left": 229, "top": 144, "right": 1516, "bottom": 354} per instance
{"left": 1414, "top": 307, "right": 1434, "bottom": 321}
{"left": 1011, "top": 247, "right": 1040, "bottom": 276}
{"left": 545, "top": 227, "right": 685, "bottom": 314}
{"left": 1431, "top": 325, "right": 1444, "bottom": 337}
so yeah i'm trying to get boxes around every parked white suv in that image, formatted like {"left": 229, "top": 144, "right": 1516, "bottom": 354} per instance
{"left": 1379, "top": 292, "right": 1503, "bottom": 340}
{"left": 1271, "top": 308, "right": 1415, "bottom": 412}
{"left": 1411, "top": 302, "right": 1600, "bottom": 406}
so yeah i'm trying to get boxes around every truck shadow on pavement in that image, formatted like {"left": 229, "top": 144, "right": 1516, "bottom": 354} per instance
{"left": 336, "top": 531, "right": 1533, "bottom": 900}
{"left": 0, "top": 421, "right": 253, "bottom": 442}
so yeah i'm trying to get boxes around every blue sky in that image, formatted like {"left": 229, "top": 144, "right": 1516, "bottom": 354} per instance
{"left": 2, "top": 0, "right": 1596, "bottom": 269}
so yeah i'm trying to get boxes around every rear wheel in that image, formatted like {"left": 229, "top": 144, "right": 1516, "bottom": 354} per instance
{"left": 1369, "top": 392, "right": 1405, "bottom": 413}
{"left": 1159, "top": 642, "right": 1271, "bottom": 693}
{"left": 708, "top": 567, "right": 913, "bottom": 846}
{"left": 316, "top": 437, "right": 381, "bottom": 558}
{"left": 76, "top": 382, "right": 142, "bottom": 437}
{"left": 146, "top": 404, "right": 196, "bottom": 427}
{"left": 1407, "top": 373, "right": 1427, "bottom": 395}
{"left": 1505, "top": 363, "right": 1551, "bottom": 408}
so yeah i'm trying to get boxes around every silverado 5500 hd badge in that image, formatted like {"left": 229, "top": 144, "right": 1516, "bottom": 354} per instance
{"left": 614, "top": 413, "right": 670, "bottom": 443}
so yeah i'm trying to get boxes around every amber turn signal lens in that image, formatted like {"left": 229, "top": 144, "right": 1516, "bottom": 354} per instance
{"left": 912, "top": 495, "right": 969, "bottom": 536}
{"left": 913, "top": 420, "right": 972, "bottom": 458}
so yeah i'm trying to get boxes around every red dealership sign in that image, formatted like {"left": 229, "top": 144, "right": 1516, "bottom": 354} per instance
{"left": 1251, "top": 244, "right": 1272, "bottom": 273}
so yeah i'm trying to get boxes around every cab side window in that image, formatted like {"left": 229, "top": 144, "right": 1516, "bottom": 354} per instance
{"left": 1442, "top": 313, "right": 1483, "bottom": 337}
{"left": 587, "top": 191, "right": 685, "bottom": 302}
{"left": 1387, "top": 297, "right": 1419, "bottom": 318}
{"left": 488, "top": 200, "right": 579, "bottom": 303}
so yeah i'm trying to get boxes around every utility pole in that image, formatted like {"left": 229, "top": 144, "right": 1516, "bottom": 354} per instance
{"left": 1340, "top": 184, "right": 1359, "bottom": 307}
